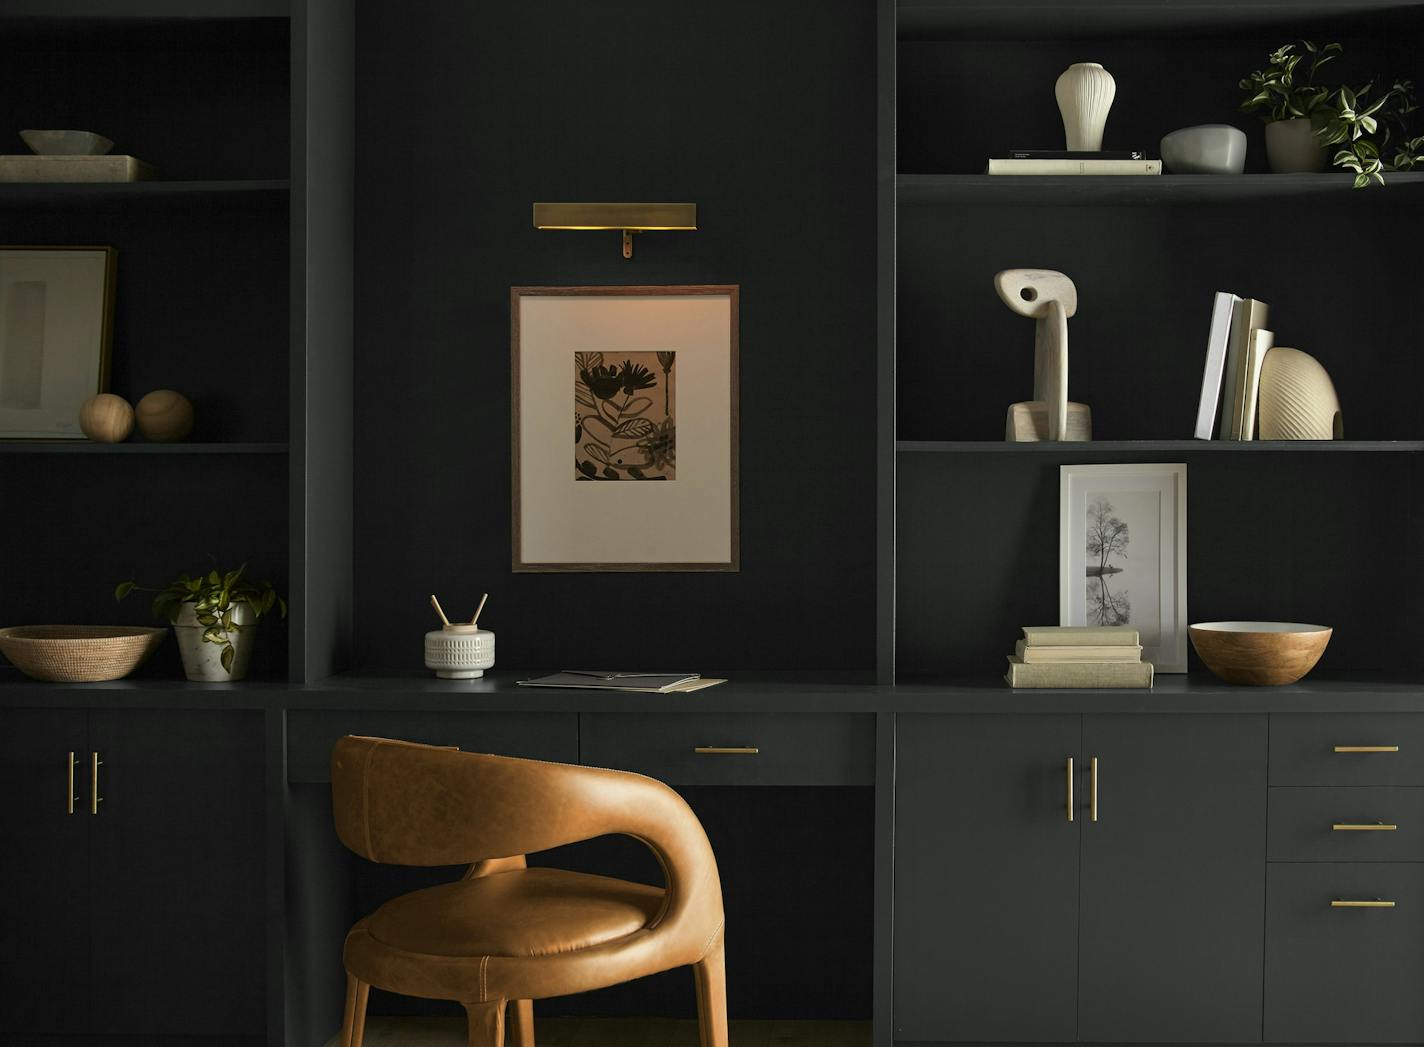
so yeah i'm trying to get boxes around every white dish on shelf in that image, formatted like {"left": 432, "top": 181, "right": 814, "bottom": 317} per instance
{"left": 20, "top": 129, "right": 114, "bottom": 156}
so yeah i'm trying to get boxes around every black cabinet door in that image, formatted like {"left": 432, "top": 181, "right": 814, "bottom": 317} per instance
{"left": 894, "top": 714, "right": 1081, "bottom": 1042}
{"left": 87, "top": 710, "right": 266, "bottom": 1035}
{"left": 0, "top": 710, "right": 90, "bottom": 1034}
{"left": 1078, "top": 714, "right": 1267, "bottom": 1043}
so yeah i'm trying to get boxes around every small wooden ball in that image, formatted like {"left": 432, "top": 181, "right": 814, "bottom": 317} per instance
{"left": 78, "top": 393, "right": 134, "bottom": 443}
{"left": 135, "top": 389, "right": 194, "bottom": 443}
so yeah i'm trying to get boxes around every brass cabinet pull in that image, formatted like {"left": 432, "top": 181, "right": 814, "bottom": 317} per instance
{"left": 1334, "top": 745, "right": 1400, "bottom": 753}
{"left": 693, "top": 746, "right": 759, "bottom": 755}
{"left": 1090, "top": 756, "right": 1099, "bottom": 823}
{"left": 1332, "top": 899, "right": 1396, "bottom": 908}
{"left": 1333, "top": 822, "right": 1398, "bottom": 831}
{"left": 1066, "top": 757, "right": 1074, "bottom": 823}
{"left": 66, "top": 751, "right": 77, "bottom": 815}
{"left": 90, "top": 751, "right": 103, "bottom": 815}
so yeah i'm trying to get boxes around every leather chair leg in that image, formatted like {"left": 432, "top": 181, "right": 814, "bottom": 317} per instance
{"left": 464, "top": 999, "right": 507, "bottom": 1047}
{"left": 340, "top": 974, "right": 370, "bottom": 1047}
{"left": 693, "top": 935, "right": 729, "bottom": 1047}
{"left": 508, "top": 999, "right": 536, "bottom": 1047}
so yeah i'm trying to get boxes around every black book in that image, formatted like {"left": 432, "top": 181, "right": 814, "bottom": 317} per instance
{"left": 1007, "top": 148, "right": 1149, "bottom": 160}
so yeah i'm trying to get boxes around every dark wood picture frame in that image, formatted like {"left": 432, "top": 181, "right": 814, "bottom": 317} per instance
{"left": 511, "top": 284, "right": 740, "bottom": 572}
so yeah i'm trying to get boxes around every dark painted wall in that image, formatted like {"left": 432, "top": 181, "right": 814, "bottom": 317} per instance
{"left": 353, "top": 0, "right": 878, "bottom": 671}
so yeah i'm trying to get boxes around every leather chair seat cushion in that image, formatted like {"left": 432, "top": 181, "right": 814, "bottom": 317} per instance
{"left": 365, "top": 868, "right": 665, "bottom": 959}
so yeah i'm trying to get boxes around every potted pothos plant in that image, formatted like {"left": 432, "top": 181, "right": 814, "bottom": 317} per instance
{"left": 1239, "top": 41, "right": 1341, "bottom": 172}
{"left": 116, "top": 564, "right": 285, "bottom": 681}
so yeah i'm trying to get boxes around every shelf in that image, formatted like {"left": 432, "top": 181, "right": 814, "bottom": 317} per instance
{"left": 897, "top": 0, "right": 1424, "bottom": 39}
{"left": 0, "top": 180, "right": 289, "bottom": 207}
{"left": 897, "top": 173, "right": 1424, "bottom": 206}
{"left": 897, "top": 440, "right": 1424, "bottom": 453}
{"left": 0, "top": 441, "right": 288, "bottom": 455}
{"left": 0, "top": 1, "right": 286, "bottom": 18}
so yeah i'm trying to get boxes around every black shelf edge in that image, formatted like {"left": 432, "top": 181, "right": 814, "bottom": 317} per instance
{"left": 897, "top": 173, "right": 1424, "bottom": 205}
{"left": 0, "top": 180, "right": 290, "bottom": 205}
{"left": 0, "top": 441, "right": 288, "bottom": 455}
{"left": 897, "top": 440, "right": 1424, "bottom": 453}
{"left": 0, "top": 1, "right": 287, "bottom": 17}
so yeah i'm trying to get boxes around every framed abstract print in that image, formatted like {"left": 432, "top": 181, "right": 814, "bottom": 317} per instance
{"left": 511, "top": 285, "right": 739, "bottom": 572}
{"left": 1059, "top": 463, "right": 1188, "bottom": 672}
{"left": 0, "top": 246, "right": 116, "bottom": 439}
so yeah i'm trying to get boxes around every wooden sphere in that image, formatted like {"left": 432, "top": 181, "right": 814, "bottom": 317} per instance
{"left": 78, "top": 393, "right": 134, "bottom": 443}
{"left": 135, "top": 389, "right": 194, "bottom": 442}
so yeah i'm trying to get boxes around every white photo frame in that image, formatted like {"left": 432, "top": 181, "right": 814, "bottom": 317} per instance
{"left": 511, "top": 285, "right": 739, "bottom": 572}
{"left": 0, "top": 246, "right": 116, "bottom": 439}
{"left": 1060, "top": 463, "right": 1187, "bottom": 672}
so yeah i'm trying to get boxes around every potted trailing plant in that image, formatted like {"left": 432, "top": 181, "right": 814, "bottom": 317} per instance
{"left": 1239, "top": 41, "right": 1341, "bottom": 172}
{"left": 1314, "top": 79, "right": 1424, "bottom": 187}
{"left": 116, "top": 564, "right": 285, "bottom": 681}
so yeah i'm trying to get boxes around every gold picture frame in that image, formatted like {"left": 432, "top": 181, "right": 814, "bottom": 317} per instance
{"left": 0, "top": 245, "right": 117, "bottom": 440}
{"left": 511, "top": 284, "right": 740, "bottom": 572}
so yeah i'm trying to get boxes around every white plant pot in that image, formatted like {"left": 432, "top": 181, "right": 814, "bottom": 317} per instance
{"left": 173, "top": 602, "right": 258, "bottom": 681}
{"left": 1055, "top": 62, "right": 1116, "bottom": 151}
{"left": 1264, "top": 117, "right": 1325, "bottom": 173}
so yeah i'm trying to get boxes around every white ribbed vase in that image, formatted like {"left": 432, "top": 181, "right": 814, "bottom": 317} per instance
{"left": 1055, "top": 62, "right": 1116, "bottom": 151}
{"left": 1258, "top": 348, "right": 1342, "bottom": 440}
{"left": 424, "top": 624, "right": 495, "bottom": 679}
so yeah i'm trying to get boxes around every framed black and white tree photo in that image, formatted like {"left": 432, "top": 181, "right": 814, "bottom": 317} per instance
{"left": 1059, "top": 463, "right": 1187, "bottom": 672}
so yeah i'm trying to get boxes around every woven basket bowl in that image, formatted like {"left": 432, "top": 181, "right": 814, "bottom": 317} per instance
{"left": 0, "top": 625, "right": 166, "bottom": 682}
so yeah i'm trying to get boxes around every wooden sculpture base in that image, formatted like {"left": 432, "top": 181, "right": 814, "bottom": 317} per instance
{"left": 1006, "top": 401, "right": 1092, "bottom": 442}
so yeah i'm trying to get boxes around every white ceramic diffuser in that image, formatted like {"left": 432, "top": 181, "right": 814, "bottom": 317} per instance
{"left": 424, "top": 593, "right": 495, "bottom": 679}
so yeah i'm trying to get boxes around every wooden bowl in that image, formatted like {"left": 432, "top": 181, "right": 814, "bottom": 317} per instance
{"left": 1189, "top": 622, "right": 1332, "bottom": 686}
{"left": 0, "top": 625, "right": 165, "bottom": 682}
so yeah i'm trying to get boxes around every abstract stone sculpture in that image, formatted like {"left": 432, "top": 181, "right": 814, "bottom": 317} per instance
{"left": 995, "top": 269, "right": 1091, "bottom": 442}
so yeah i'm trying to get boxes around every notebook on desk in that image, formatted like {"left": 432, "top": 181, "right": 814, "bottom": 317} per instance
{"left": 517, "top": 671, "right": 726, "bottom": 693}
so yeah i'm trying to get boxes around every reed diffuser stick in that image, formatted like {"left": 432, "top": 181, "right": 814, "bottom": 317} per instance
{"left": 430, "top": 594, "right": 451, "bottom": 627}
{"left": 471, "top": 593, "right": 489, "bottom": 626}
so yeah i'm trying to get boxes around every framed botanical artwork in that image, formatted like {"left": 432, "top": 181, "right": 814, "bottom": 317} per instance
{"left": 511, "top": 285, "right": 739, "bottom": 572}
{"left": 1059, "top": 463, "right": 1188, "bottom": 672}
{"left": 0, "top": 246, "right": 116, "bottom": 439}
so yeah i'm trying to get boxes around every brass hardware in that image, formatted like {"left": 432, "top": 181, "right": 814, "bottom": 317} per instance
{"left": 1332, "top": 899, "right": 1396, "bottom": 908}
{"left": 90, "top": 751, "right": 102, "bottom": 815}
{"left": 1334, "top": 745, "right": 1400, "bottom": 753}
{"left": 1090, "top": 756, "right": 1099, "bottom": 823}
{"left": 532, "top": 202, "right": 698, "bottom": 260}
{"left": 693, "top": 746, "right": 759, "bottom": 755}
{"left": 1066, "top": 757, "right": 1074, "bottom": 823}
{"left": 67, "top": 751, "right": 77, "bottom": 815}
{"left": 1333, "top": 822, "right": 1398, "bottom": 831}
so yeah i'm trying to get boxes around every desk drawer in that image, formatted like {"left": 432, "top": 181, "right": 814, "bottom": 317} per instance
{"left": 1270, "top": 788, "right": 1424, "bottom": 861}
{"left": 579, "top": 713, "right": 874, "bottom": 786}
{"left": 286, "top": 711, "right": 577, "bottom": 783}
{"left": 1265, "top": 863, "right": 1424, "bottom": 1043}
{"left": 1271, "top": 715, "right": 1424, "bottom": 786}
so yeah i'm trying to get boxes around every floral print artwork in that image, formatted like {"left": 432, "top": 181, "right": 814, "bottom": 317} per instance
{"left": 575, "top": 350, "right": 675, "bottom": 480}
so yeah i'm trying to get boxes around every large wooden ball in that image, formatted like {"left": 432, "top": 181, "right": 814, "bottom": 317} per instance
{"left": 135, "top": 389, "right": 194, "bottom": 443}
{"left": 78, "top": 393, "right": 134, "bottom": 443}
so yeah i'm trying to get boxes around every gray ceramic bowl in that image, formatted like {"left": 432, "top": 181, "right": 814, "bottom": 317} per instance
{"left": 20, "top": 129, "right": 114, "bottom": 156}
{"left": 1160, "top": 124, "right": 1247, "bottom": 175}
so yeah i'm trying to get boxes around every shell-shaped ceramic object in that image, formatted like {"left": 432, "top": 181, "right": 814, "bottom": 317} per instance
{"left": 1257, "top": 348, "right": 1342, "bottom": 440}
{"left": 424, "top": 624, "right": 496, "bottom": 679}
{"left": 1055, "top": 62, "right": 1116, "bottom": 151}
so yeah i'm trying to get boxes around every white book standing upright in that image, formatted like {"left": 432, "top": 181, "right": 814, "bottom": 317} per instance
{"left": 1194, "top": 291, "right": 1238, "bottom": 439}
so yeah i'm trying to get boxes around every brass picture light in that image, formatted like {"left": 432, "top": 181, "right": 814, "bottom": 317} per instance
{"left": 532, "top": 202, "right": 697, "bottom": 259}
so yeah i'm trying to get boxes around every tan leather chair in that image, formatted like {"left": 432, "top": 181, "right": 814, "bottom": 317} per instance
{"left": 330, "top": 736, "right": 728, "bottom": 1047}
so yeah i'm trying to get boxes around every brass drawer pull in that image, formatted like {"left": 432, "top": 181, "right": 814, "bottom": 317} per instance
{"left": 1334, "top": 745, "right": 1400, "bottom": 753}
{"left": 67, "top": 751, "right": 77, "bottom": 815}
{"left": 1332, "top": 899, "right": 1396, "bottom": 908}
{"left": 91, "top": 751, "right": 103, "bottom": 815}
{"left": 693, "top": 746, "right": 759, "bottom": 755}
{"left": 1090, "top": 756, "right": 1099, "bottom": 824}
{"left": 1066, "top": 756, "right": 1074, "bottom": 823}
{"left": 1333, "top": 822, "right": 1398, "bottom": 831}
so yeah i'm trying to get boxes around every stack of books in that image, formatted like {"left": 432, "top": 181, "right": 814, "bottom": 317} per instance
{"left": 986, "top": 149, "right": 1161, "bottom": 176}
{"left": 1193, "top": 291, "right": 1272, "bottom": 440}
{"left": 1004, "top": 626, "right": 1154, "bottom": 688}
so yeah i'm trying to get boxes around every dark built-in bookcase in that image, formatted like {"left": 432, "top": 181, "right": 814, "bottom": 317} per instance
{"left": 0, "top": 1, "right": 351, "bottom": 684}
{"left": 880, "top": 0, "right": 1424, "bottom": 682}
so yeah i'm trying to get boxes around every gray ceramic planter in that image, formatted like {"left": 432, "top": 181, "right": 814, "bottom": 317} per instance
{"left": 1265, "top": 117, "right": 1325, "bottom": 173}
